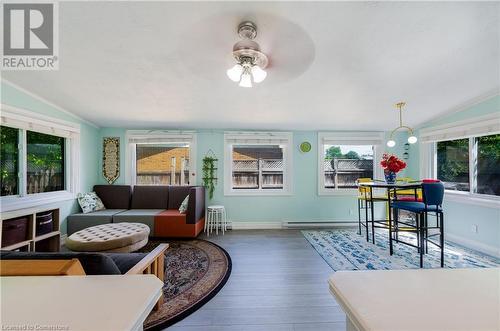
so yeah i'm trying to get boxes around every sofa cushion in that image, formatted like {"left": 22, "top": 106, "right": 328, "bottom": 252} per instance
{"left": 94, "top": 185, "right": 132, "bottom": 209}
{"left": 154, "top": 209, "right": 204, "bottom": 238}
{"left": 67, "top": 209, "right": 126, "bottom": 235}
{"left": 0, "top": 250, "right": 122, "bottom": 275}
{"left": 168, "top": 186, "right": 191, "bottom": 209}
{"left": 131, "top": 186, "right": 169, "bottom": 209}
{"left": 112, "top": 209, "right": 165, "bottom": 234}
{"left": 105, "top": 253, "right": 147, "bottom": 274}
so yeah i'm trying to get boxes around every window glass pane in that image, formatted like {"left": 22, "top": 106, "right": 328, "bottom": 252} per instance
{"left": 136, "top": 144, "right": 190, "bottom": 185}
{"left": 232, "top": 145, "right": 283, "bottom": 190}
{"left": 324, "top": 145, "right": 374, "bottom": 189}
{"left": 1, "top": 126, "right": 19, "bottom": 196}
{"left": 436, "top": 138, "right": 469, "bottom": 191}
{"left": 27, "top": 131, "right": 65, "bottom": 194}
{"left": 476, "top": 134, "right": 500, "bottom": 196}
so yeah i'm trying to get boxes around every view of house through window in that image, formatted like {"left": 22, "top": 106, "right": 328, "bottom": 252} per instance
{"left": 232, "top": 145, "right": 284, "bottom": 190}
{"left": 1, "top": 126, "right": 19, "bottom": 196}
{"left": 323, "top": 145, "right": 374, "bottom": 189}
{"left": 27, "top": 131, "right": 65, "bottom": 194}
{"left": 136, "top": 144, "right": 190, "bottom": 185}
{"left": 436, "top": 138, "right": 470, "bottom": 192}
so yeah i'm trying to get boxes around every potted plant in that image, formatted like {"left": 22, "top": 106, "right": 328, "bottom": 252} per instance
{"left": 380, "top": 153, "right": 406, "bottom": 184}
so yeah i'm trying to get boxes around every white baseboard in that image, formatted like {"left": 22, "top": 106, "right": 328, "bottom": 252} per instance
{"left": 446, "top": 233, "right": 500, "bottom": 258}
{"left": 228, "top": 220, "right": 358, "bottom": 230}
{"left": 229, "top": 221, "right": 283, "bottom": 230}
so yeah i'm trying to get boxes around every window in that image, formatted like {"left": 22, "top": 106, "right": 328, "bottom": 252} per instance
{"left": 437, "top": 138, "right": 469, "bottom": 192}
{"left": 476, "top": 134, "right": 500, "bottom": 196}
{"left": 27, "top": 131, "right": 65, "bottom": 194}
{"left": 323, "top": 145, "right": 374, "bottom": 189}
{"left": 318, "top": 132, "right": 384, "bottom": 194}
{"left": 0, "top": 105, "right": 80, "bottom": 212}
{"left": 135, "top": 144, "right": 190, "bottom": 185}
{"left": 126, "top": 130, "right": 196, "bottom": 186}
{"left": 434, "top": 134, "right": 499, "bottom": 197}
{"left": 232, "top": 145, "right": 284, "bottom": 190}
{"left": 1, "top": 126, "right": 19, "bottom": 196}
{"left": 224, "top": 132, "right": 292, "bottom": 195}
{"left": 1, "top": 126, "right": 68, "bottom": 196}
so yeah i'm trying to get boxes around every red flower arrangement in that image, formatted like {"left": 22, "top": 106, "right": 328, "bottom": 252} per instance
{"left": 380, "top": 153, "right": 406, "bottom": 173}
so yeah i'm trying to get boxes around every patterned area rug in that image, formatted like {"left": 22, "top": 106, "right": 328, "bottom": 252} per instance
{"left": 302, "top": 229, "right": 499, "bottom": 270}
{"left": 138, "top": 239, "right": 231, "bottom": 330}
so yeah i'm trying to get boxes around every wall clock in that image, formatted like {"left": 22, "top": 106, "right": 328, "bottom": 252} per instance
{"left": 299, "top": 141, "right": 312, "bottom": 153}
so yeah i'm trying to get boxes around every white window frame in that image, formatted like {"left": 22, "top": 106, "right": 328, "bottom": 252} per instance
{"left": 420, "top": 112, "right": 500, "bottom": 208}
{"left": 125, "top": 130, "right": 197, "bottom": 186}
{"left": 318, "top": 132, "right": 384, "bottom": 196}
{"left": 0, "top": 104, "right": 80, "bottom": 212}
{"left": 224, "top": 131, "right": 293, "bottom": 196}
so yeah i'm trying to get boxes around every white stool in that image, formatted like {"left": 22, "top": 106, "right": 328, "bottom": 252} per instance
{"left": 205, "top": 205, "right": 227, "bottom": 236}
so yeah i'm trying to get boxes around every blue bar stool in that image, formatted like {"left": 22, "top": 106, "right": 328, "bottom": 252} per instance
{"left": 391, "top": 181, "right": 445, "bottom": 268}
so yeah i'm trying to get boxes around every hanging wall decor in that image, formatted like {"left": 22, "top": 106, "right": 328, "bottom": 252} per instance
{"left": 202, "top": 149, "right": 218, "bottom": 199}
{"left": 102, "top": 137, "right": 120, "bottom": 184}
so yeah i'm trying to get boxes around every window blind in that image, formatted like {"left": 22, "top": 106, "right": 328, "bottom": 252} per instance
{"left": 127, "top": 130, "right": 195, "bottom": 144}
{"left": 225, "top": 132, "right": 292, "bottom": 145}
{"left": 419, "top": 113, "right": 500, "bottom": 143}
{"left": 320, "top": 132, "right": 384, "bottom": 145}
{"left": 0, "top": 107, "right": 80, "bottom": 138}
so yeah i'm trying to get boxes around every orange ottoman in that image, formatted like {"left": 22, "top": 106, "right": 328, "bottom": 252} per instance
{"left": 154, "top": 210, "right": 205, "bottom": 238}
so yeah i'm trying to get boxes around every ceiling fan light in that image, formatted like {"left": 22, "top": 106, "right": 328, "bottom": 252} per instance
{"left": 251, "top": 65, "right": 267, "bottom": 83}
{"left": 387, "top": 140, "right": 396, "bottom": 147}
{"left": 408, "top": 135, "right": 418, "bottom": 144}
{"left": 227, "top": 64, "right": 243, "bottom": 82}
{"left": 239, "top": 72, "right": 253, "bottom": 88}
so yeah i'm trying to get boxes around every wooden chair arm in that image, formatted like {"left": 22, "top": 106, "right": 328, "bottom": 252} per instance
{"left": 0, "top": 259, "right": 86, "bottom": 276}
{"left": 125, "top": 243, "right": 168, "bottom": 310}
{"left": 125, "top": 243, "right": 169, "bottom": 276}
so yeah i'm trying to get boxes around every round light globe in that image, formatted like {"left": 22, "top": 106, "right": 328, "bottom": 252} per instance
{"left": 408, "top": 136, "right": 418, "bottom": 144}
{"left": 387, "top": 140, "right": 396, "bottom": 147}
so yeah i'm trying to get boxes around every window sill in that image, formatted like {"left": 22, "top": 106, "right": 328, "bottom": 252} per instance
{"left": 224, "top": 189, "right": 293, "bottom": 197}
{"left": 444, "top": 191, "right": 500, "bottom": 208}
{"left": 0, "top": 191, "right": 76, "bottom": 214}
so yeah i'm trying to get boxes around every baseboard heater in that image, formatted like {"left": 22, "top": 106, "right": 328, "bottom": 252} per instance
{"left": 282, "top": 221, "right": 357, "bottom": 229}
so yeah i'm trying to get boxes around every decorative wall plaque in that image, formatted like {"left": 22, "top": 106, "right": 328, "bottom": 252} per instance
{"left": 102, "top": 137, "right": 120, "bottom": 184}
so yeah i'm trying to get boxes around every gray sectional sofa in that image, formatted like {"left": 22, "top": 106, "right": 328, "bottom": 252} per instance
{"left": 68, "top": 185, "right": 205, "bottom": 238}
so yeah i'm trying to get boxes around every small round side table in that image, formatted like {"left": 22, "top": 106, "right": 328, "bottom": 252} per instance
{"left": 205, "top": 205, "right": 227, "bottom": 236}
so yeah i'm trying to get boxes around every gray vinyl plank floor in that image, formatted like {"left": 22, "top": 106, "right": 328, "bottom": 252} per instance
{"left": 166, "top": 229, "right": 345, "bottom": 331}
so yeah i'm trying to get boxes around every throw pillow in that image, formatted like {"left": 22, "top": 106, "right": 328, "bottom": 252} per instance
{"left": 178, "top": 195, "right": 189, "bottom": 214}
{"left": 77, "top": 192, "right": 106, "bottom": 214}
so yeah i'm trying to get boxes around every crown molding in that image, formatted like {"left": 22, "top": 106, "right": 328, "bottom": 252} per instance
{"left": 1, "top": 78, "right": 99, "bottom": 129}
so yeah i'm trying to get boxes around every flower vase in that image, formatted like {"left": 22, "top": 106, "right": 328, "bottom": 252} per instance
{"left": 384, "top": 170, "right": 397, "bottom": 184}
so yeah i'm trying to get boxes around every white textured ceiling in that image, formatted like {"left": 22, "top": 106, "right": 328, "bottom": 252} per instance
{"left": 2, "top": 1, "right": 499, "bottom": 130}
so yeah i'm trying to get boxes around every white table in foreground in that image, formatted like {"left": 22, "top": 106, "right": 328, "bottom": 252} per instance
{"left": 1, "top": 275, "right": 163, "bottom": 331}
{"left": 329, "top": 268, "right": 500, "bottom": 331}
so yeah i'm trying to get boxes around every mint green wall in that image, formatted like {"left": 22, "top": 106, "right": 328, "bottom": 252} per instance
{"left": 96, "top": 129, "right": 393, "bottom": 223}
{"left": 1, "top": 82, "right": 100, "bottom": 234}
{"left": 414, "top": 95, "right": 500, "bottom": 254}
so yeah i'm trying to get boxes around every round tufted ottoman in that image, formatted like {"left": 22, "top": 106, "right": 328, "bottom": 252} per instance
{"left": 66, "top": 223, "right": 150, "bottom": 253}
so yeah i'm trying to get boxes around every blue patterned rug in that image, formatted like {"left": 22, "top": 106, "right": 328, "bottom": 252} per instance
{"left": 302, "top": 229, "right": 500, "bottom": 270}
